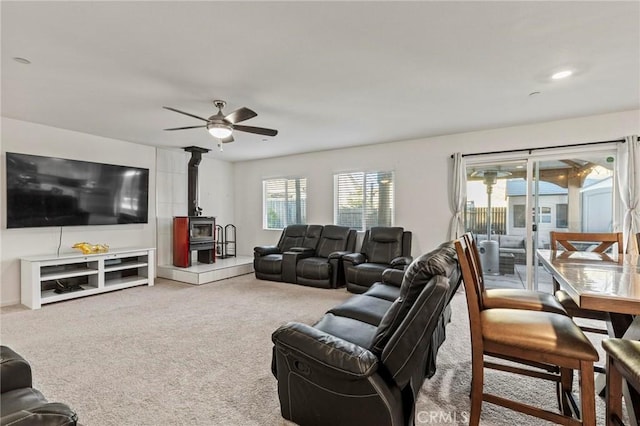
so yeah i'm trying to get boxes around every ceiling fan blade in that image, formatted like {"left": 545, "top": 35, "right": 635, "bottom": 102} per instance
{"left": 221, "top": 135, "right": 234, "bottom": 143}
{"left": 162, "top": 106, "right": 209, "bottom": 122}
{"left": 224, "top": 107, "right": 257, "bottom": 124}
{"left": 234, "top": 125, "right": 278, "bottom": 137}
{"left": 163, "top": 125, "right": 207, "bottom": 131}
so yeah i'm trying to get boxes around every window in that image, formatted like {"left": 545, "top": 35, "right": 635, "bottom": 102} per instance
{"left": 538, "top": 206, "right": 552, "bottom": 224}
{"left": 556, "top": 204, "right": 568, "bottom": 228}
{"left": 263, "top": 177, "right": 307, "bottom": 229}
{"left": 514, "top": 205, "right": 552, "bottom": 228}
{"left": 334, "top": 171, "right": 394, "bottom": 231}
{"left": 513, "top": 204, "right": 526, "bottom": 228}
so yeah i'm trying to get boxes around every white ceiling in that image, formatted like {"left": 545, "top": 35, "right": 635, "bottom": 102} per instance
{"left": 2, "top": 1, "right": 639, "bottom": 162}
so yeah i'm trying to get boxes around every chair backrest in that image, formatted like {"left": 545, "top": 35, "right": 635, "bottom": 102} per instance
{"left": 301, "top": 225, "right": 323, "bottom": 250}
{"left": 454, "top": 236, "right": 484, "bottom": 354}
{"left": 550, "top": 232, "right": 624, "bottom": 254}
{"left": 462, "top": 232, "right": 488, "bottom": 301}
{"left": 277, "top": 225, "right": 309, "bottom": 251}
{"left": 362, "top": 227, "right": 408, "bottom": 264}
{"left": 373, "top": 243, "right": 456, "bottom": 388}
{"left": 315, "top": 225, "right": 354, "bottom": 258}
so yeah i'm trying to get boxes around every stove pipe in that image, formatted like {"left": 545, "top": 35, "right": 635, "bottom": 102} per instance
{"left": 184, "top": 146, "right": 211, "bottom": 216}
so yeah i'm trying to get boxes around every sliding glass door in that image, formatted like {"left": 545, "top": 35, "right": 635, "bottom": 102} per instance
{"left": 465, "top": 160, "right": 528, "bottom": 289}
{"left": 532, "top": 154, "right": 616, "bottom": 291}
{"left": 465, "top": 148, "right": 617, "bottom": 292}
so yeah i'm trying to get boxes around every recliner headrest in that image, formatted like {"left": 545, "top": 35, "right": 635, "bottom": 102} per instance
{"left": 369, "top": 227, "right": 404, "bottom": 243}
{"left": 283, "top": 225, "right": 308, "bottom": 237}
{"left": 321, "top": 225, "right": 350, "bottom": 240}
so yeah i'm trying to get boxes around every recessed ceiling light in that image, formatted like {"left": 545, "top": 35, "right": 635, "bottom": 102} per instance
{"left": 13, "top": 57, "right": 31, "bottom": 64}
{"left": 551, "top": 70, "right": 573, "bottom": 80}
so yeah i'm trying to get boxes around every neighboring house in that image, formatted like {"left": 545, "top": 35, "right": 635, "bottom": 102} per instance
{"left": 505, "top": 177, "right": 613, "bottom": 245}
{"left": 581, "top": 177, "right": 614, "bottom": 233}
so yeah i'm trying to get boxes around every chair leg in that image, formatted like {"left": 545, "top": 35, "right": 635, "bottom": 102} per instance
{"left": 558, "top": 367, "right": 575, "bottom": 416}
{"left": 606, "top": 356, "right": 623, "bottom": 426}
{"left": 469, "top": 353, "right": 484, "bottom": 426}
{"left": 579, "top": 360, "right": 596, "bottom": 426}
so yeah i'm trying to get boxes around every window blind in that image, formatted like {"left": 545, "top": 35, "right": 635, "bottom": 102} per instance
{"left": 335, "top": 171, "right": 394, "bottom": 231}
{"left": 263, "top": 178, "right": 307, "bottom": 229}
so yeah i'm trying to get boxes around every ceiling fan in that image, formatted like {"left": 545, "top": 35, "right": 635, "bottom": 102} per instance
{"left": 163, "top": 100, "right": 278, "bottom": 143}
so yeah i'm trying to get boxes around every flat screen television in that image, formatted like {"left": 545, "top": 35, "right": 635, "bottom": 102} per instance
{"left": 5, "top": 152, "right": 149, "bottom": 228}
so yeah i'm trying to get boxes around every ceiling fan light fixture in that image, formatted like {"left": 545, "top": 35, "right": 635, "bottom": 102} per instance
{"left": 207, "top": 123, "right": 233, "bottom": 139}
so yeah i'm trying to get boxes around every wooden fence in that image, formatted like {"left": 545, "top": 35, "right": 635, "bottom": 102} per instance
{"left": 465, "top": 206, "right": 507, "bottom": 235}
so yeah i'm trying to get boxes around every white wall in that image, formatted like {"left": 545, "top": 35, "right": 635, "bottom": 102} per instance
{"left": 2, "top": 109, "right": 637, "bottom": 305}
{"left": 234, "top": 110, "right": 640, "bottom": 257}
{"left": 156, "top": 149, "right": 188, "bottom": 266}
{"left": 156, "top": 148, "right": 235, "bottom": 266}
{"left": 1, "top": 118, "right": 157, "bottom": 306}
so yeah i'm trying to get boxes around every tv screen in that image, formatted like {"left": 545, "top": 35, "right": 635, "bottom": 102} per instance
{"left": 6, "top": 152, "right": 149, "bottom": 228}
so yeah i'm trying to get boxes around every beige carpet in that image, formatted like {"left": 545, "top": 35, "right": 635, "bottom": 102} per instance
{"left": 1, "top": 275, "right": 613, "bottom": 425}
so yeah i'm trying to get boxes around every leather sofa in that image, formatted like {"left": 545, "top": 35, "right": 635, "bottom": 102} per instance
{"left": 254, "top": 225, "right": 356, "bottom": 288}
{"left": 342, "top": 227, "right": 412, "bottom": 293}
{"left": 293, "top": 225, "right": 357, "bottom": 288}
{"left": 254, "top": 224, "right": 323, "bottom": 282}
{"left": 271, "top": 242, "right": 461, "bottom": 426}
{"left": 1, "top": 346, "right": 78, "bottom": 426}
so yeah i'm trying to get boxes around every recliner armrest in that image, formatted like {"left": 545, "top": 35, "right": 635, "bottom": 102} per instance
{"left": 0, "top": 346, "right": 32, "bottom": 393}
{"left": 390, "top": 256, "right": 412, "bottom": 269}
{"left": 0, "top": 403, "right": 78, "bottom": 426}
{"left": 288, "top": 247, "right": 316, "bottom": 255}
{"left": 254, "top": 245, "right": 281, "bottom": 256}
{"left": 381, "top": 268, "right": 404, "bottom": 287}
{"left": 328, "top": 250, "right": 352, "bottom": 260}
{"left": 272, "top": 322, "right": 379, "bottom": 378}
{"left": 342, "top": 252, "right": 367, "bottom": 266}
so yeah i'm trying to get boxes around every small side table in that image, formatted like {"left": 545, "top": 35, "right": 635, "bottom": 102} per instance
{"left": 499, "top": 253, "right": 515, "bottom": 275}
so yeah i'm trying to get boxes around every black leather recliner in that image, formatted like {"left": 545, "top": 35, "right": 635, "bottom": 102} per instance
{"left": 1, "top": 346, "right": 78, "bottom": 426}
{"left": 271, "top": 242, "right": 460, "bottom": 426}
{"left": 254, "top": 225, "right": 323, "bottom": 282}
{"left": 293, "top": 225, "right": 357, "bottom": 288}
{"left": 342, "top": 226, "right": 412, "bottom": 293}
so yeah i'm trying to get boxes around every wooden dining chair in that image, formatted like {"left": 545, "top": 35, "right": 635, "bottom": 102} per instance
{"left": 550, "top": 232, "right": 624, "bottom": 335}
{"left": 455, "top": 236, "right": 599, "bottom": 425}
{"left": 464, "top": 232, "right": 567, "bottom": 315}
{"left": 602, "top": 338, "right": 640, "bottom": 426}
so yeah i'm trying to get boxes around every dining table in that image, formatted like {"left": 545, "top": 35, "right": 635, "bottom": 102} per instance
{"left": 537, "top": 248, "right": 640, "bottom": 424}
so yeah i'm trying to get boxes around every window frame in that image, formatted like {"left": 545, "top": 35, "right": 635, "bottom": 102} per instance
{"left": 333, "top": 170, "right": 395, "bottom": 231}
{"left": 262, "top": 176, "right": 307, "bottom": 230}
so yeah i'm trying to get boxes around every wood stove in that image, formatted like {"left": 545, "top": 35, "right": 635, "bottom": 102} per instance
{"left": 173, "top": 216, "right": 216, "bottom": 267}
{"left": 172, "top": 146, "right": 217, "bottom": 268}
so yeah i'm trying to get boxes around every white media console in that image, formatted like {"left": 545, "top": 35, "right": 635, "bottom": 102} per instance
{"left": 21, "top": 247, "right": 155, "bottom": 309}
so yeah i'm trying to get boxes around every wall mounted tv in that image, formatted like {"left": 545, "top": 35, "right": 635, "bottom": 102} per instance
{"left": 5, "top": 152, "right": 149, "bottom": 228}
